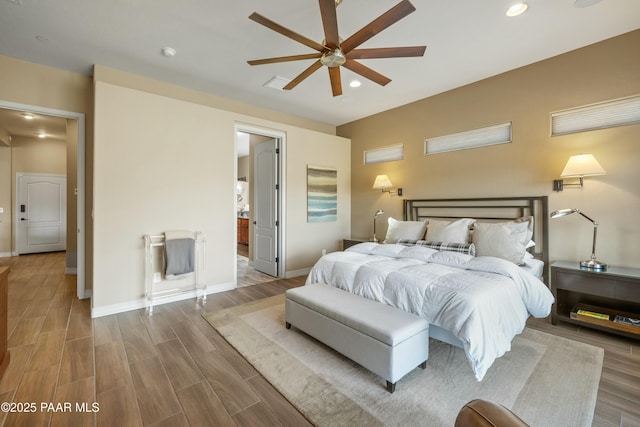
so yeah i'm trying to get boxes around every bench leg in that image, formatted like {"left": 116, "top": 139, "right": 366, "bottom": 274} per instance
{"left": 386, "top": 381, "right": 396, "bottom": 393}
{"left": 285, "top": 322, "right": 291, "bottom": 329}
{"left": 419, "top": 360, "right": 427, "bottom": 369}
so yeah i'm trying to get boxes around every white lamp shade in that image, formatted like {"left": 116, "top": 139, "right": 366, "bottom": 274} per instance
{"left": 373, "top": 174, "right": 393, "bottom": 189}
{"left": 560, "top": 154, "right": 605, "bottom": 178}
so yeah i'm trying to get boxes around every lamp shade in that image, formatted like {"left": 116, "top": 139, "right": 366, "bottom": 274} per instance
{"left": 372, "top": 174, "right": 393, "bottom": 189}
{"left": 560, "top": 154, "right": 605, "bottom": 178}
{"left": 550, "top": 208, "right": 577, "bottom": 218}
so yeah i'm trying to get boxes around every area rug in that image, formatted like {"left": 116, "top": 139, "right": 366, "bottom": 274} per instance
{"left": 203, "top": 295, "right": 604, "bottom": 426}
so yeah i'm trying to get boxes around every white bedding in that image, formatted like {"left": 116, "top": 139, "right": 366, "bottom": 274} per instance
{"left": 305, "top": 242, "right": 554, "bottom": 381}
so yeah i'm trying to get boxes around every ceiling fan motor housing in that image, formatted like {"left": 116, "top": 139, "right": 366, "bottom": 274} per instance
{"left": 321, "top": 49, "right": 346, "bottom": 67}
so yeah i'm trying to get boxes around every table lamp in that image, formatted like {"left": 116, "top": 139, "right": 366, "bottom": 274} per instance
{"left": 373, "top": 210, "right": 384, "bottom": 243}
{"left": 550, "top": 208, "right": 607, "bottom": 270}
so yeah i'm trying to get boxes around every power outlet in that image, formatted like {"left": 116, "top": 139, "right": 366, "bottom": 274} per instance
{"left": 0, "top": 207, "right": 3, "bottom": 214}
{"left": 321, "top": 249, "right": 326, "bottom": 256}
{"left": 153, "top": 272, "right": 162, "bottom": 283}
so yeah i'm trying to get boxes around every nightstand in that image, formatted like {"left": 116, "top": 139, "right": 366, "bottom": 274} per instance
{"left": 550, "top": 261, "right": 640, "bottom": 340}
{"left": 342, "top": 238, "right": 368, "bottom": 250}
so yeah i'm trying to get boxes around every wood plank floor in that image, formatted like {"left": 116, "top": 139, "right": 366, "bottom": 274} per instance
{"left": 0, "top": 252, "right": 638, "bottom": 426}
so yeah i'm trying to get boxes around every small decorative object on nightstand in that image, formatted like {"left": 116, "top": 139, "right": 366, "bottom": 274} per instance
{"left": 550, "top": 261, "right": 640, "bottom": 340}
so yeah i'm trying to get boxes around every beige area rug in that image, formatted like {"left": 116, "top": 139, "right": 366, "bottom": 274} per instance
{"left": 203, "top": 295, "right": 604, "bottom": 426}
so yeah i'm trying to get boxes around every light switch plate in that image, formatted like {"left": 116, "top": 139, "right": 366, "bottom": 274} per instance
{"left": 0, "top": 207, "right": 3, "bottom": 213}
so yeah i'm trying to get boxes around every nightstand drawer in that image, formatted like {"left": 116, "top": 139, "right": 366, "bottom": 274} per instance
{"left": 555, "top": 271, "right": 615, "bottom": 297}
{"left": 343, "top": 239, "right": 366, "bottom": 250}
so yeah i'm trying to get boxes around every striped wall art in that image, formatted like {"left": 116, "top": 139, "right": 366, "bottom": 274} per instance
{"left": 307, "top": 165, "right": 337, "bottom": 222}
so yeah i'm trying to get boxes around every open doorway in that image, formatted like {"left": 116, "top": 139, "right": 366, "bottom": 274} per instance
{"left": 0, "top": 100, "right": 86, "bottom": 299}
{"left": 234, "top": 124, "right": 286, "bottom": 287}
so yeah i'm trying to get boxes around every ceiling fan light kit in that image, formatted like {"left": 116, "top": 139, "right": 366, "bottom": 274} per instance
{"left": 248, "top": 0, "right": 426, "bottom": 97}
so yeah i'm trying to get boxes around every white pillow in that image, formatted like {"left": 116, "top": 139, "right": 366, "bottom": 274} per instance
{"left": 426, "top": 218, "right": 475, "bottom": 244}
{"left": 472, "top": 220, "right": 530, "bottom": 264}
{"left": 383, "top": 217, "right": 428, "bottom": 244}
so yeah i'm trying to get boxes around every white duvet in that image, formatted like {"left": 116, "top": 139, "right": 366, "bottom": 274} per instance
{"left": 305, "top": 242, "right": 555, "bottom": 381}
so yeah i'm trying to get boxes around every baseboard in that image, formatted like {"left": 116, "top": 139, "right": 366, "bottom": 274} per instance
{"left": 285, "top": 267, "right": 311, "bottom": 279}
{"left": 90, "top": 282, "right": 235, "bottom": 318}
{"left": 0, "top": 252, "right": 11, "bottom": 259}
{"left": 65, "top": 267, "right": 78, "bottom": 275}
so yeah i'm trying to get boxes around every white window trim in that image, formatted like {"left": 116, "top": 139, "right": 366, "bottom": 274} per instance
{"left": 551, "top": 95, "right": 640, "bottom": 136}
{"left": 363, "top": 144, "right": 404, "bottom": 164}
{"left": 425, "top": 122, "right": 512, "bottom": 155}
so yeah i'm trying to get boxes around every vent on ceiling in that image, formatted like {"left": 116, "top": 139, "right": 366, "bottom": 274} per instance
{"left": 425, "top": 122, "right": 512, "bottom": 155}
{"left": 263, "top": 76, "right": 291, "bottom": 91}
{"left": 551, "top": 95, "right": 640, "bottom": 136}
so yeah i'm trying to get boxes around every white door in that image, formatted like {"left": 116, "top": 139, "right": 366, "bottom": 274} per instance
{"left": 16, "top": 173, "right": 67, "bottom": 254}
{"left": 253, "top": 139, "right": 278, "bottom": 276}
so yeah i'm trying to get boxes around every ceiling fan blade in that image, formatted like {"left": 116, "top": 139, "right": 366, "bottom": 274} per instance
{"left": 347, "top": 46, "right": 426, "bottom": 59}
{"left": 328, "top": 67, "right": 342, "bottom": 97}
{"left": 319, "top": 0, "right": 340, "bottom": 49}
{"left": 283, "top": 60, "right": 324, "bottom": 90}
{"left": 341, "top": 0, "right": 416, "bottom": 54}
{"left": 249, "top": 12, "right": 326, "bottom": 52}
{"left": 248, "top": 53, "right": 322, "bottom": 66}
{"left": 343, "top": 59, "right": 391, "bottom": 86}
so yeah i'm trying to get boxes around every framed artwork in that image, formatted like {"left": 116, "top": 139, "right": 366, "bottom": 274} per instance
{"left": 307, "top": 165, "right": 337, "bottom": 222}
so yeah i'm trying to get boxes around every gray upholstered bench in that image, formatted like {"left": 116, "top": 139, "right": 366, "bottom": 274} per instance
{"left": 285, "top": 283, "right": 429, "bottom": 393}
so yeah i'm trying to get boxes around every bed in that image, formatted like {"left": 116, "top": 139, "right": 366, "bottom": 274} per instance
{"left": 306, "top": 196, "right": 555, "bottom": 381}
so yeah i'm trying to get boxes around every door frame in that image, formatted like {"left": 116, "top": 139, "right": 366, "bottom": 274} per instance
{"left": 0, "top": 100, "right": 86, "bottom": 299}
{"left": 15, "top": 172, "right": 67, "bottom": 254}
{"left": 234, "top": 123, "right": 286, "bottom": 281}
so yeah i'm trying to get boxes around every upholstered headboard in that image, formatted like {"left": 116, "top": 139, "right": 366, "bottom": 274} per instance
{"left": 403, "top": 196, "right": 549, "bottom": 283}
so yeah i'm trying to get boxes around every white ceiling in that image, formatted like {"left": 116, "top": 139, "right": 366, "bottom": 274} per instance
{"left": 0, "top": 0, "right": 639, "bottom": 127}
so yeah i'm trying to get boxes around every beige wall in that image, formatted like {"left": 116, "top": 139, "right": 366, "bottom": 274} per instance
{"left": 11, "top": 136, "right": 66, "bottom": 174}
{"left": 338, "top": 30, "right": 640, "bottom": 268}
{"left": 93, "top": 77, "right": 350, "bottom": 313}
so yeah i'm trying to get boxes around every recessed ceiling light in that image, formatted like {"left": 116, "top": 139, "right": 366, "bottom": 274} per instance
{"left": 349, "top": 80, "right": 361, "bottom": 88}
{"left": 37, "top": 133, "right": 46, "bottom": 139}
{"left": 506, "top": 2, "right": 528, "bottom": 17}
{"left": 22, "top": 113, "right": 34, "bottom": 120}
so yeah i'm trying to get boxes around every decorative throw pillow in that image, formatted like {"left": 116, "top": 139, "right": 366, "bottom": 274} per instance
{"left": 472, "top": 220, "right": 531, "bottom": 264}
{"left": 383, "top": 217, "right": 428, "bottom": 244}
{"left": 425, "top": 218, "right": 476, "bottom": 244}
{"left": 397, "top": 239, "right": 476, "bottom": 256}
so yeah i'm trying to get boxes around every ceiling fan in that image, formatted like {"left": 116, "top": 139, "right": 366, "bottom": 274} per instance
{"left": 247, "top": 0, "right": 426, "bottom": 97}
